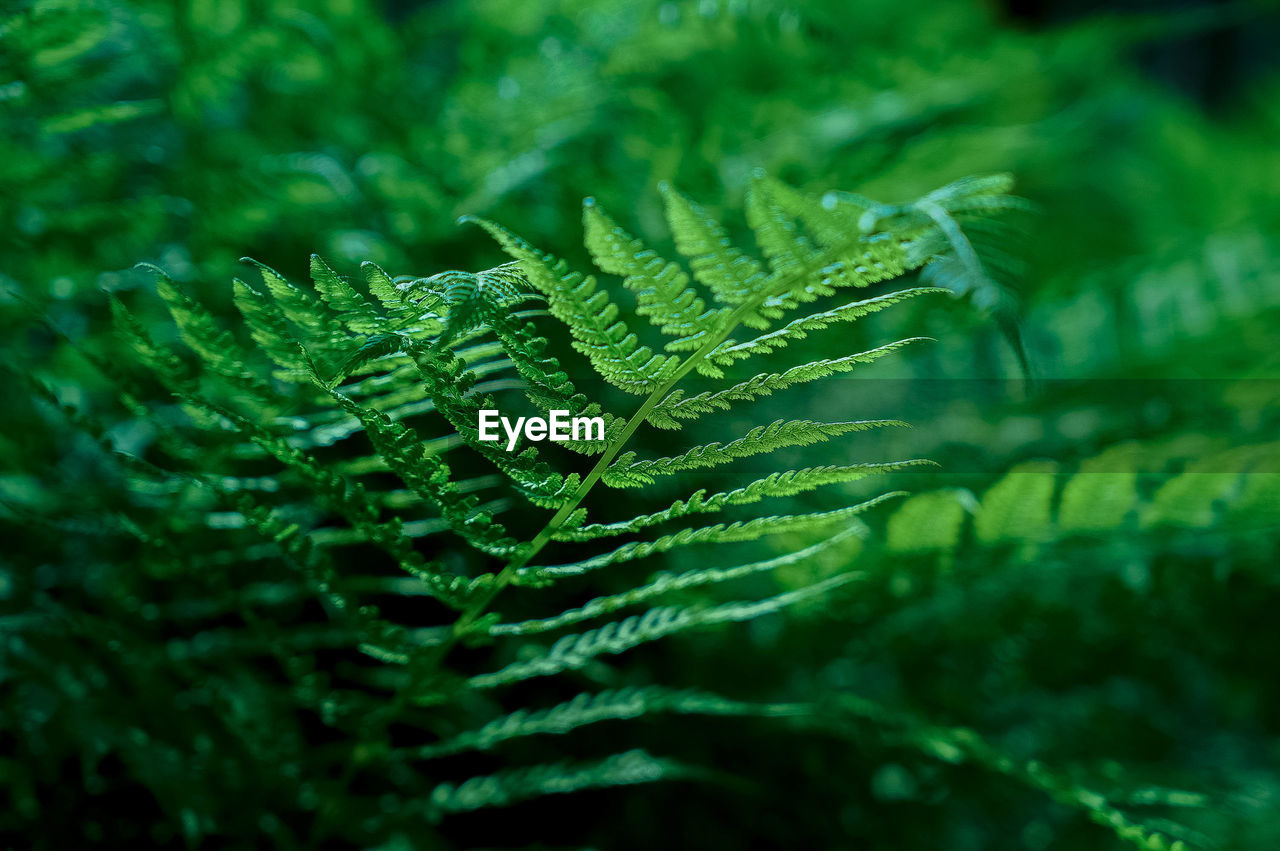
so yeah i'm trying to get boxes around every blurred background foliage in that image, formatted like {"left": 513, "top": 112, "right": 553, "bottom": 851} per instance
{"left": 2, "top": 0, "right": 1279, "bottom": 848}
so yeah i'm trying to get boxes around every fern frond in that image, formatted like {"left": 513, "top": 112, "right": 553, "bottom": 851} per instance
{"left": 487, "top": 314, "right": 581, "bottom": 406}
{"left": 559, "top": 462, "right": 931, "bottom": 542}
{"left": 188, "top": 394, "right": 493, "bottom": 608}
{"left": 362, "top": 261, "right": 450, "bottom": 337}
{"left": 110, "top": 296, "right": 192, "bottom": 389}
{"left": 98, "top": 172, "right": 1014, "bottom": 837}
{"left": 241, "top": 257, "right": 346, "bottom": 346}
{"left": 703, "top": 287, "right": 947, "bottom": 368}
{"left": 582, "top": 198, "right": 727, "bottom": 351}
{"left": 107, "top": 310, "right": 494, "bottom": 615}
{"left": 523, "top": 496, "right": 900, "bottom": 582}
{"left": 748, "top": 183, "right": 917, "bottom": 295}
{"left": 111, "top": 312, "right": 485, "bottom": 607}
{"left": 308, "top": 254, "right": 384, "bottom": 334}
{"left": 401, "top": 340, "right": 578, "bottom": 507}
{"left": 327, "top": 332, "right": 413, "bottom": 388}
{"left": 495, "top": 529, "right": 861, "bottom": 635}
{"left": 856, "top": 173, "right": 1032, "bottom": 370}
{"left": 463, "top": 216, "right": 674, "bottom": 394}
{"left": 232, "top": 278, "right": 310, "bottom": 382}
{"left": 360, "top": 261, "right": 413, "bottom": 314}
{"left": 829, "top": 695, "right": 1189, "bottom": 851}
{"left": 649, "top": 339, "right": 930, "bottom": 428}
{"left": 886, "top": 490, "right": 972, "bottom": 554}
{"left": 421, "top": 263, "right": 537, "bottom": 348}
{"left": 604, "top": 419, "right": 907, "bottom": 487}
{"left": 482, "top": 312, "right": 628, "bottom": 454}
{"left": 320, "top": 386, "right": 520, "bottom": 557}
{"left": 146, "top": 265, "right": 274, "bottom": 401}
{"left": 472, "top": 573, "right": 859, "bottom": 688}
{"left": 745, "top": 172, "right": 819, "bottom": 276}
{"left": 660, "top": 182, "right": 769, "bottom": 323}
{"left": 406, "top": 686, "right": 806, "bottom": 760}
{"left": 1058, "top": 446, "right": 1139, "bottom": 532}
{"left": 857, "top": 173, "right": 1023, "bottom": 237}
{"left": 973, "top": 460, "right": 1058, "bottom": 544}
{"left": 425, "top": 750, "right": 690, "bottom": 822}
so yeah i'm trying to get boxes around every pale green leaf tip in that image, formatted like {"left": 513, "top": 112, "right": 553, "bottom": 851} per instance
{"left": 239, "top": 257, "right": 275, "bottom": 273}
{"left": 132, "top": 261, "right": 166, "bottom": 278}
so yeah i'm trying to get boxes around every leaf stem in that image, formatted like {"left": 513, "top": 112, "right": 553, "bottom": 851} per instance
{"left": 433, "top": 294, "right": 762, "bottom": 658}
{"left": 430, "top": 224, "right": 876, "bottom": 664}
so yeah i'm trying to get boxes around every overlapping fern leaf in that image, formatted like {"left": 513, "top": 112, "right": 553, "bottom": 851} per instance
{"left": 97, "top": 172, "right": 1184, "bottom": 848}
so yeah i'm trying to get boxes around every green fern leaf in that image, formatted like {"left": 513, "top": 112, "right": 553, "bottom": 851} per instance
{"left": 406, "top": 686, "right": 805, "bottom": 760}
{"left": 582, "top": 198, "right": 727, "bottom": 351}
{"left": 472, "top": 573, "right": 859, "bottom": 687}
{"left": 464, "top": 216, "right": 674, "bottom": 394}
{"left": 320, "top": 386, "right": 519, "bottom": 556}
{"left": 704, "top": 287, "right": 947, "bottom": 368}
{"left": 560, "top": 461, "right": 931, "bottom": 542}
{"left": 1058, "top": 445, "right": 1140, "bottom": 533}
{"left": 649, "top": 339, "right": 930, "bottom": 427}
{"left": 425, "top": 750, "right": 690, "bottom": 822}
{"left": 146, "top": 265, "right": 274, "bottom": 400}
{"left": 660, "top": 182, "right": 769, "bottom": 323}
{"left": 886, "top": 490, "right": 972, "bottom": 554}
{"left": 241, "top": 257, "right": 346, "bottom": 346}
{"left": 604, "top": 419, "right": 907, "bottom": 487}
{"left": 495, "top": 529, "right": 861, "bottom": 634}
{"left": 745, "top": 172, "right": 819, "bottom": 276}
{"left": 309, "top": 254, "right": 384, "bottom": 334}
{"left": 97, "top": 173, "right": 1027, "bottom": 835}
{"left": 232, "top": 278, "right": 311, "bottom": 382}
{"left": 973, "top": 460, "right": 1058, "bottom": 545}
{"left": 523, "top": 496, "right": 900, "bottom": 582}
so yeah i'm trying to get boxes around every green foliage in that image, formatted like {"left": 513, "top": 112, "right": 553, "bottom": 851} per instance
{"left": 12, "top": 170, "right": 1053, "bottom": 845}
{"left": 878, "top": 442, "right": 1280, "bottom": 560}
{"left": 5, "top": 0, "right": 1280, "bottom": 848}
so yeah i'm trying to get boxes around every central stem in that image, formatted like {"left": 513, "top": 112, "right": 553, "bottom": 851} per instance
{"left": 426, "top": 222, "right": 880, "bottom": 668}
{"left": 434, "top": 294, "right": 762, "bottom": 657}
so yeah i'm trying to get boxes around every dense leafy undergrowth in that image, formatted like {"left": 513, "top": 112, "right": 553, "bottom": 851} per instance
{"left": 4, "top": 0, "right": 1279, "bottom": 848}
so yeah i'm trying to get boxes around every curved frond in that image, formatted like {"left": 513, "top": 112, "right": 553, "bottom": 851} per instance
{"left": 495, "top": 529, "right": 861, "bottom": 634}
{"left": 471, "top": 574, "right": 860, "bottom": 688}
{"left": 464, "top": 216, "right": 674, "bottom": 394}
{"left": 604, "top": 419, "right": 908, "bottom": 487}
{"left": 560, "top": 461, "right": 931, "bottom": 541}
{"left": 582, "top": 198, "right": 727, "bottom": 351}
{"left": 660, "top": 182, "right": 767, "bottom": 316}
{"left": 523, "top": 495, "right": 901, "bottom": 582}
{"left": 94, "top": 173, "right": 1034, "bottom": 840}
{"left": 426, "top": 750, "right": 690, "bottom": 822}
{"left": 649, "top": 339, "right": 931, "bottom": 428}
{"left": 405, "top": 686, "right": 805, "bottom": 759}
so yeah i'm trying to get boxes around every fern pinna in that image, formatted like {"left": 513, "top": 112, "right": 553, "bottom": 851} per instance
{"left": 106, "top": 172, "right": 1183, "bottom": 849}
